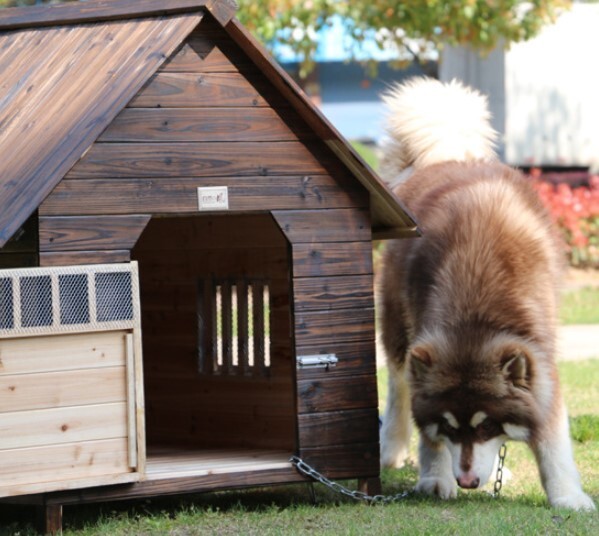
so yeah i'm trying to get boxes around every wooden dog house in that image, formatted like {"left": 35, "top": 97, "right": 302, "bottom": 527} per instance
{"left": 0, "top": 0, "right": 416, "bottom": 532}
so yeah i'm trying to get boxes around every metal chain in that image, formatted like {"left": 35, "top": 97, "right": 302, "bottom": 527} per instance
{"left": 493, "top": 443, "right": 508, "bottom": 498}
{"left": 290, "top": 456, "right": 411, "bottom": 504}
{"left": 291, "top": 442, "right": 508, "bottom": 504}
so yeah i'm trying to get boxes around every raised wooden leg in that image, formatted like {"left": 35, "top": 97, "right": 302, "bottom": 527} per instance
{"left": 36, "top": 503, "right": 62, "bottom": 535}
{"left": 358, "top": 476, "right": 382, "bottom": 497}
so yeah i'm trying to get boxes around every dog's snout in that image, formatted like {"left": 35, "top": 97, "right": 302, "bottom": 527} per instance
{"left": 457, "top": 475, "right": 480, "bottom": 489}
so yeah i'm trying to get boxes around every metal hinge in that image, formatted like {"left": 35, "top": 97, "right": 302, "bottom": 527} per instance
{"left": 297, "top": 354, "right": 338, "bottom": 369}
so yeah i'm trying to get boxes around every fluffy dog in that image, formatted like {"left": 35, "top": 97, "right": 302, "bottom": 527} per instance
{"left": 378, "top": 77, "right": 595, "bottom": 510}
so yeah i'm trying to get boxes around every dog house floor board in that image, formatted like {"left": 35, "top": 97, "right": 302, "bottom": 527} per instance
{"left": 145, "top": 447, "right": 292, "bottom": 481}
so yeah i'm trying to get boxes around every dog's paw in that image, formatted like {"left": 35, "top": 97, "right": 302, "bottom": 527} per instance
{"left": 415, "top": 476, "right": 457, "bottom": 500}
{"left": 550, "top": 491, "right": 596, "bottom": 511}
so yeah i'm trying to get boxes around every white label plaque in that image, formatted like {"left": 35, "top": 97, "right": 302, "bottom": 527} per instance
{"left": 197, "top": 186, "right": 229, "bottom": 211}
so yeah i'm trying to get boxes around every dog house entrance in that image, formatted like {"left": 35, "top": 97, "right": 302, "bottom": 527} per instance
{"left": 132, "top": 214, "right": 296, "bottom": 480}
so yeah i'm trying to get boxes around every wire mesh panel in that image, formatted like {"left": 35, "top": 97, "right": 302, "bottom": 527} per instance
{"left": 198, "top": 278, "right": 271, "bottom": 377}
{"left": 0, "top": 263, "right": 140, "bottom": 339}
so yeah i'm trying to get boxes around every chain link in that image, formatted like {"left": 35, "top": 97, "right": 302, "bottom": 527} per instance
{"left": 290, "top": 456, "right": 411, "bottom": 504}
{"left": 493, "top": 443, "right": 508, "bottom": 498}
{"left": 291, "top": 443, "right": 508, "bottom": 504}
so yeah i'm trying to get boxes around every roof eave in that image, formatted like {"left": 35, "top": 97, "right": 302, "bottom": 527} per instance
{"left": 0, "top": 0, "right": 236, "bottom": 30}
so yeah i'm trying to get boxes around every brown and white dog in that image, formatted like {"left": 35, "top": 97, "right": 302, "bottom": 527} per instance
{"left": 378, "top": 77, "right": 595, "bottom": 510}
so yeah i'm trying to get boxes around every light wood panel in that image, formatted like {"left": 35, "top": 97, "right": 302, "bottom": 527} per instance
{"left": 0, "top": 438, "right": 130, "bottom": 486}
{"left": 0, "top": 331, "right": 126, "bottom": 375}
{"left": 0, "top": 402, "right": 127, "bottom": 450}
{"left": 0, "top": 366, "right": 126, "bottom": 412}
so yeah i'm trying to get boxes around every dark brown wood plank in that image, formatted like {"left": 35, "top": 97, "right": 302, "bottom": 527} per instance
{"left": 292, "top": 274, "right": 374, "bottom": 312}
{"left": 39, "top": 215, "right": 150, "bottom": 252}
{"left": 99, "top": 108, "right": 311, "bottom": 143}
{"left": 298, "top": 442, "right": 379, "bottom": 479}
{"left": 129, "top": 72, "right": 277, "bottom": 108}
{"left": 297, "top": 374, "right": 378, "bottom": 414}
{"left": 133, "top": 214, "right": 288, "bottom": 250}
{"left": 0, "top": 0, "right": 212, "bottom": 30}
{"left": 296, "top": 340, "right": 376, "bottom": 380}
{"left": 273, "top": 208, "right": 371, "bottom": 243}
{"left": 294, "top": 308, "right": 375, "bottom": 347}
{"left": 66, "top": 142, "right": 330, "bottom": 179}
{"left": 39, "top": 250, "right": 131, "bottom": 267}
{"left": 161, "top": 38, "right": 252, "bottom": 73}
{"left": 292, "top": 242, "right": 373, "bottom": 278}
{"left": 298, "top": 408, "right": 379, "bottom": 449}
{"left": 41, "top": 176, "right": 366, "bottom": 216}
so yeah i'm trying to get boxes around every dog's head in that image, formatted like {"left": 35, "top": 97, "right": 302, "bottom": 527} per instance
{"left": 408, "top": 331, "right": 541, "bottom": 489}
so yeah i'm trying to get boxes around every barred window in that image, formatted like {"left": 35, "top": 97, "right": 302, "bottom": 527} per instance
{"left": 198, "top": 278, "right": 270, "bottom": 377}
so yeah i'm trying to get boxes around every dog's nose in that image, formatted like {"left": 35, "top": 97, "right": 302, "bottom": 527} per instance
{"left": 457, "top": 474, "right": 480, "bottom": 489}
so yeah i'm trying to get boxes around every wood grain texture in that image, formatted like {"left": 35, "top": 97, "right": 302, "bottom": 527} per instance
{"left": 40, "top": 250, "right": 131, "bottom": 267}
{"left": 0, "top": 438, "right": 130, "bottom": 486}
{"left": 294, "top": 308, "right": 375, "bottom": 347}
{"left": 0, "top": 14, "right": 201, "bottom": 247}
{"left": 66, "top": 142, "right": 330, "bottom": 179}
{"left": 40, "top": 175, "right": 366, "bottom": 216}
{"left": 39, "top": 215, "right": 150, "bottom": 252}
{"left": 298, "top": 408, "right": 379, "bottom": 449}
{"left": 129, "top": 72, "right": 278, "bottom": 108}
{"left": 0, "top": 402, "right": 127, "bottom": 451}
{"left": 298, "top": 442, "right": 379, "bottom": 479}
{"left": 99, "top": 107, "right": 311, "bottom": 143}
{"left": 292, "top": 274, "right": 374, "bottom": 312}
{"left": 273, "top": 208, "right": 371, "bottom": 243}
{"left": 0, "top": 366, "right": 126, "bottom": 412}
{"left": 0, "top": 0, "right": 210, "bottom": 30}
{"left": 162, "top": 38, "right": 252, "bottom": 73}
{"left": 0, "top": 331, "right": 127, "bottom": 375}
{"left": 38, "top": 465, "right": 305, "bottom": 505}
{"left": 296, "top": 340, "right": 376, "bottom": 380}
{"left": 291, "top": 242, "right": 373, "bottom": 278}
{"left": 297, "top": 374, "right": 378, "bottom": 414}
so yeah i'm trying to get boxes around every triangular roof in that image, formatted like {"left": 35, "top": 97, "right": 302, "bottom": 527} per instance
{"left": 0, "top": 0, "right": 416, "bottom": 248}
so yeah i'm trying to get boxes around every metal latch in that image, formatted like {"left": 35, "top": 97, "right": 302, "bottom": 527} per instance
{"left": 297, "top": 354, "right": 338, "bottom": 369}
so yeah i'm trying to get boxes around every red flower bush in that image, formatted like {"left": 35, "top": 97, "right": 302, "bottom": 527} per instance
{"left": 531, "top": 171, "right": 599, "bottom": 269}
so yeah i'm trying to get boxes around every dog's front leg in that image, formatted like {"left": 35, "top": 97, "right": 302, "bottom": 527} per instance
{"left": 380, "top": 362, "right": 412, "bottom": 467}
{"left": 531, "top": 404, "right": 595, "bottom": 510}
{"left": 415, "top": 434, "right": 457, "bottom": 499}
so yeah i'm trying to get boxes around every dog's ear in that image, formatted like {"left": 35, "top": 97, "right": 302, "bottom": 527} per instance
{"left": 500, "top": 350, "right": 531, "bottom": 389}
{"left": 409, "top": 346, "right": 433, "bottom": 381}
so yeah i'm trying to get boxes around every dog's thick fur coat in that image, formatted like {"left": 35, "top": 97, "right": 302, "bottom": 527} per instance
{"left": 379, "top": 77, "right": 595, "bottom": 510}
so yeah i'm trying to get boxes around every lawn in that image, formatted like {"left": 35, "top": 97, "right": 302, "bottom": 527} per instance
{"left": 560, "top": 286, "right": 599, "bottom": 325}
{"left": 1, "top": 360, "right": 597, "bottom": 535}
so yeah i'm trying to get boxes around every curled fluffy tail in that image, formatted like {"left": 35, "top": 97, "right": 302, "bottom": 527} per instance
{"left": 380, "top": 77, "right": 498, "bottom": 184}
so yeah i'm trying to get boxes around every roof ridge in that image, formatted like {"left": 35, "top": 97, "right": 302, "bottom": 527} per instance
{"left": 0, "top": 0, "right": 236, "bottom": 30}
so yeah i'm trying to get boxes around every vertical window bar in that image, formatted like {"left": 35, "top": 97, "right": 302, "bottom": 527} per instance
{"left": 252, "top": 281, "right": 265, "bottom": 374}
{"left": 237, "top": 279, "right": 249, "bottom": 375}
{"left": 220, "top": 281, "right": 233, "bottom": 375}
{"left": 215, "top": 284, "right": 223, "bottom": 371}
{"left": 264, "top": 284, "right": 271, "bottom": 368}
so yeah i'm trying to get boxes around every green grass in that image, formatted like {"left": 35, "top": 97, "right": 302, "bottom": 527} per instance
{"left": 560, "top": 286, "right": 599, "bottom": 324}
{"left": 351, "top": 141, "right": 379, "bottom": 170}
{"left": 2, "top": 361, "right": 597, "bottom": 535}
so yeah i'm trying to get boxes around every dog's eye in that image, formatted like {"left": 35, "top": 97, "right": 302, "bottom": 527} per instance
{"left": 478, "top": 419, "right": 493, "bottom": 431}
